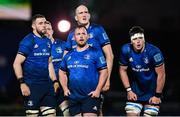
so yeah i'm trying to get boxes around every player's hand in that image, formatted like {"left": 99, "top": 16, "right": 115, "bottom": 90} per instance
{"left": 88, "top": 90, "right": 101, "bottom": 98}
{"left": 64, "top": 89, "right": 71, "bottom": 97}
{"left": 53, "top": 82, "right": 60, "bottom": 93}
{"left": 127, "top": 91, "right": 137, "bottom": 101}
{"left": 149, "top": 96, "right": 161, "bottom": 104}
{"left": 102, "top": 81, "right": 110, "bottom": 92}
{"left": 20, "top": 83, "right": 30, "bottom": 96}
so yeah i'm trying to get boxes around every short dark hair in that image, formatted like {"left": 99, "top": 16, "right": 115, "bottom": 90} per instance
{"left": 75, "top": 25, "right": 87, "bottom": 32}
{"left": 31, "top": 14, "right": 45, "bottom": 24}
{"left": 45, "top": 20, "right": 51, "bottom": 25}
{"left": 129, "top": 26, "right": 144, "bottom": 36}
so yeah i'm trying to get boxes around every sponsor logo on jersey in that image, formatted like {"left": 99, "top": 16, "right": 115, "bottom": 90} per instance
{"left": 34, "top": 49, "right": 50, "bottom": 56}
{"left": 42, "top": 49, "right": 47, "bottom": 53}
{"left": 74, "top": 61, "right": 79, "bottom": 64}
{"left": 136, "top": 65, "right": 141, "bottom": 69}
{"left": 132, "top": 67, "right": 150, "bottom": 72}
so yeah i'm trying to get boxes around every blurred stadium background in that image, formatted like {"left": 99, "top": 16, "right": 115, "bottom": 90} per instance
{"left": 0, "top": 0, "right": 180, "bottom": 115}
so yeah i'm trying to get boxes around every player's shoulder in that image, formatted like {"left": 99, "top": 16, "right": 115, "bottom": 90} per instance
{"left": 65, "top": 49, "right": 74, "bottom": 57}
{"left": 90, "top": 23, "right": 103, "bottom": 29}
{"left": 68, "top": 27, "right": 75, "bottom": 34}
{"left": 22, "top": 33, "right": 34, "bottom": 41}
{"left": 88, "top": 46, "right": 99, "bottom": 52}
{"left": 55, "top": 38, "right": 65, "bottom": 44}
{"left": 145, "top": 42, "right": 161, "bottom": 54}
{"left": 121, "top": 43, "right": 131, "bottom": 54}
{"left": 20, "top": 33, "right": 34, "bottom": 44}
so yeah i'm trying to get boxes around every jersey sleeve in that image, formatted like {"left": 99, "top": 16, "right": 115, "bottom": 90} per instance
{"left": 95, "top": 25, "right": 110, "bottom": 47}
{"left": 151, "top": 48, "right": 164, "bottom": 67}
{"left": 65, "top": 31, "right": 74, "bottom": 51}
{"left": 18, "top": 34, "right": 34, "bottom": 57}
{"left": 95, "top": 49, "right": 107, "bottom": 70}
{"left": 60, "top": 54, "right": 68, "bottom": 72}
{"left": 119, "top": 44, "right": 130, "bottom": 66}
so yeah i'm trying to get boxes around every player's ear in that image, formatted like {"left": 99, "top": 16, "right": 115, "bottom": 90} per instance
{"left": 88, "top": 13, "right": 91, "bottom": 20}
{"left": 75, "top": 15, "right": 78, "bottom": 21}
{"left": 32, "top": 23, "right": 35, "bottom": 30}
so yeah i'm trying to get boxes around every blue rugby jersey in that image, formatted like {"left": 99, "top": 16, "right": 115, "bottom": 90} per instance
{"left": 119, "top": 42, "right": 164, "bottom": 101}
{"left": 51, "top": 39, "right": 66, "bottom": 77}
{"left": 18, "top": 33, "right": 52, "bottom": 84}
{"left": 65, "top": 23, "right": 110, "bottom": 51}
{"left": 60, "top": 46, "right": 107, "bottom": 100}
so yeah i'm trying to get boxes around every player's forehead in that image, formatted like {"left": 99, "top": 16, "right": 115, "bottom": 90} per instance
{"left": 76, "top": 5, "right": 88, "bottom": 13}
{"left": 75, "top": 27, "right": 87, "bottom": 34}
{"left": 131, "top": 33, "right": 144, "bottom": 40}
{"left": 35, "top": 17, "right": 46, "bottom": 24}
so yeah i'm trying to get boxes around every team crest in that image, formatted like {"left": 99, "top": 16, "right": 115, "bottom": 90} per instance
{"left": 144, "top": 57, "right": 149, "bottom": 64}
{"left": 84, "top": 54, "right": 90, "bottom": 59}
{"left": 56, "top": 47, "right": 62, "bottom": 53}
{"left": 47, "top": 42, "right": 51, "bottom": 48}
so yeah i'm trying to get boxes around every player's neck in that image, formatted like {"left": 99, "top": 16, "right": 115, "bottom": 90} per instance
{"left": 50, "top": 37, "right": 55, "bottom": 43}
{"left": 78, "top": 22, "right": 90, "bottom": 29}
{"left": 33, "top": 30, "right": 44, "bottom": 38}
{"left": 76, "top": 44, "right": 89, "bottom": 52}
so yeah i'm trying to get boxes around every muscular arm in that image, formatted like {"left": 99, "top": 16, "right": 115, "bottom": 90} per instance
{"left": 48, "top": 57, "right": 57, "bottom": 81}
{"left": 119, "top": 65, "right": 137, "bottom": 101}
{"left": 155, "top": 64, "right": 166, "bottom": 93}
{"left": 13, "top": 54, "right": 26, "bottom": 79}
{"left": 59, "top": 69, "right": 70, "bottom": 96}
{"left": 102, "top": 44, "right": 114, "bottom": 91}
{"left": 13, "top": 54, "right": 30, "bottom": 96}
{"left": 89, "top": 68, "right": 108, "bottom": 98}
{"left": 96, "top": 69, "right": 108, "bottom": 92}
{"left": 119, "top": 65, "right": 130, "bottom": 89}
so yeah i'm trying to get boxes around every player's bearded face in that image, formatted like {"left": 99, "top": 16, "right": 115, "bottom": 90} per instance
{"left": 34, "top": 18, "right": 46, "bottom": 36}
{"left": 75, "top": 28, "right": 88, "bottom": 47}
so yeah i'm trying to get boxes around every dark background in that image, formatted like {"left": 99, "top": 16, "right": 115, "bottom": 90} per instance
{"left": 0, "top": 0, "right": 180, "bottom": 115}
